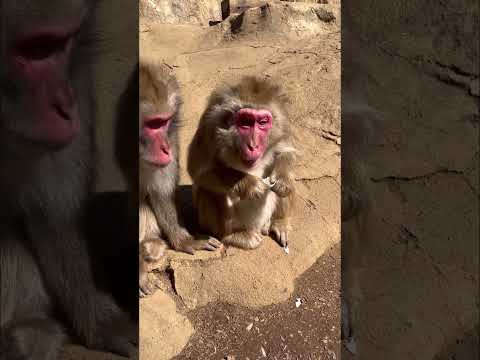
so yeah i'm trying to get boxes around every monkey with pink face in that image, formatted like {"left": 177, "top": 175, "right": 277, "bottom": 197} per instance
{"left": 137, "top": 61, "right": 223, "bottom": 297}
{"left": 187, "top": 76, "right": 297, "bottom": 250}
{"left": 0, "top": 1, "right": 137, "bottom": 359}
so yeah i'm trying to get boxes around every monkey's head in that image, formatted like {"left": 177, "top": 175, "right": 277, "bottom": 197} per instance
{"left": 139, "top": 61, "right": 181, "bottom": 167}
{"left": 0, "top": 0, "right": 97, "bottom": 150}
{"left": 209, "top": 76, "right": 289, "bottom": 169}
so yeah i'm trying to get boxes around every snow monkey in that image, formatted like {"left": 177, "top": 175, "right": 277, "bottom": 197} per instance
{"left": 138, "top": 60, "right": 223, "bottom": 296}
{"left": 187, "top": 76, "right": 297, "bottom": 250}
{"left": 0, "top": 0, "right": 137, "bottom": 359}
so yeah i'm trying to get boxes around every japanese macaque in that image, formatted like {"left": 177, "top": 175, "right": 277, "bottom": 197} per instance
{"left": 139, "top": 61, "right": 222, "bottom": 296}
{"left": 0, "top": 1, "right": 137, "bottom": 359}
{"left": 187, "top": 76, "right": 297, "bottom": 250}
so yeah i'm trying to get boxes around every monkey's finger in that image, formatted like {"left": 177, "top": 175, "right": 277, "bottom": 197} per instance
{"left": 182, "top": 246, "right": 196, "bottom": 255}
{"left": 201, "top": 243, "right": 218, "bottom": 251}
{"left": 139, "top": 287, "right": 150, "bottom": 297}
{"left": 208, "top": 238, "right": 224, "bottom": 249}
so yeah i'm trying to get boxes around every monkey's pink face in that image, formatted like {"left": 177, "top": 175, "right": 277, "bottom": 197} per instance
{"left": 6, "top": 19, "right": 86, "bottom": 149}
{"left": 234, "top": 108, "right": 273, "bottom": 167}
{"left": 140, "top": 113, "right": 173, "bottom": 167}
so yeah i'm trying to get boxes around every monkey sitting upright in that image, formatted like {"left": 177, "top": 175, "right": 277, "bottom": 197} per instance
{"left": 0, "top": 0, "right": 137, "bottom": 358}
{"left": 138, "top": 60, "right": 222, "bottom": 296}
{"left": 187, "top": 76, "right": 297, "bottom": 250}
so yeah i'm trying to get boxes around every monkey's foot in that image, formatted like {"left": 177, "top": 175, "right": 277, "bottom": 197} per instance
{"left": 139, "top": 273, "right": 162, "bottom": 298}
{"left": 270, "top": 221, "right": 289, "bottom": 247}
{"left": 223, "top": 231, "right": 263, "bottom": 249}
{"left": 141, "top": 238, "right": 166, "bottom": 262}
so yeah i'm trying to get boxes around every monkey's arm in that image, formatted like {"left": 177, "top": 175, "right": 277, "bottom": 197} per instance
{"left": 270, "top": 150, "right": 296, "bottom": 198}
{"left": 194, "top": 162, "right": 268, "bottom": 199}
{"left": 149, "top": 194, "right": 222, "bottom": 254}
{"left": 148, "top": 192, "right": 185, "bottom": 241}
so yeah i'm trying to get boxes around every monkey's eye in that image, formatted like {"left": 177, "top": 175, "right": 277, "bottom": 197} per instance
{"left": 236, "top": 117, "right": 255, "bottom": 128}
{"left": 15, "top": 34, "right": 72, "bottom": 61}
{"left": 258, "top": 118, "right": 270, "bottom": 126}
{"left": 144, "top": 119, "right": 169, "bottom": 130}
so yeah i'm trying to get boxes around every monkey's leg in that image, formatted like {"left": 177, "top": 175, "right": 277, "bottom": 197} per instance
{"left": 0, "top": 317, "right": 68, "bottom": 360}
{"left": 269, "top": 194, "right": 293, "bottom": 247}
{"left": 139, "top": 238, "right": 165, "bottom": 297}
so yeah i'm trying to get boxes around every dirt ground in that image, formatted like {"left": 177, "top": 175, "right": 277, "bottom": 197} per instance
{"left": 174, "top": 243, "right": 340, "bottom": 360}
{"left": 139, "top": 1, "right": 341, "bottom": 359}
{"left": 340, "top": 1, "right": 478, "bottom": 359}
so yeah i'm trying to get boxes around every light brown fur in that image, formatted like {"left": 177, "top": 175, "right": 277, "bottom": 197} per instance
{"left": 187, "top": 76, "right": 297, "bottom": 249}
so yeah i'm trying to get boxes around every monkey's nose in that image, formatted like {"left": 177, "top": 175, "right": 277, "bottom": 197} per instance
{"left": 247, "top": 144, "right": 258, "bottom": 151}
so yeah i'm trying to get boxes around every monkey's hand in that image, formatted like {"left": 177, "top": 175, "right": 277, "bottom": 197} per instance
{"left": 171, "top": 229, "right": 223, "bottom": 255}
{"left": 191, "top": 236, "right": 224, "bottom": 252}
{"left": 269, "top": 175, "right": 293, "bottom": 198}
{"left": 177, "top": 234, "right": 224, "bottom": 254}
{"left": 233, "top": 174, "right": 269, "bottom": 200}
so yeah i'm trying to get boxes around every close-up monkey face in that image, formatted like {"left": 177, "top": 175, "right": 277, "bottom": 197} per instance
{"left": 140, "top": 112, "right": 174, "bottom": 166}
{"left": 139, "top": 63, "right": 180, "bottom": 167}
{"left": 233, "top": 108, "right": 273, "bottom": 166}
{"left": 1, "top": 0, "right": 95, "bottom": 150}
{"left": 213, "top": 76, "right": 287, "bottom": 170}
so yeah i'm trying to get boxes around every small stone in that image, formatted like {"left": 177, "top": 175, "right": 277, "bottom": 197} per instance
{"left": 246, "top": 323, "right": 254, "bottom": 331}
{"left": 261, "top": 346, "right": 267, "bottom": 357}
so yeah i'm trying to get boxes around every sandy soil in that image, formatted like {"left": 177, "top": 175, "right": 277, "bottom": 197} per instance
{"left": 174, "top": 243, "right": 340, "bottom": 360}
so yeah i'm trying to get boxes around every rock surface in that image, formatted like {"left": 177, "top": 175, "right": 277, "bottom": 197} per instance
{"left": 140, "top": 1, "right": 341, "bottom": 359}
{"left": 341, "top": 1, "right": 478, "bottom": 359}
{"left": 140, "top": 291, "right": 194, "bottom": 360}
